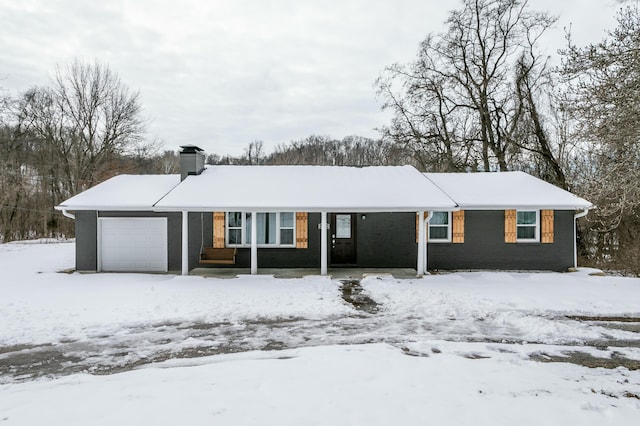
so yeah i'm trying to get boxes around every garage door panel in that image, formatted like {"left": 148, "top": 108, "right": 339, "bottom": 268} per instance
{"left": 99, "top": 218, "right": 168, "bottom": 272}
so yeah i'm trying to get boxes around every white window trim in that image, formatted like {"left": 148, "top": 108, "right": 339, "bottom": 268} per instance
{"left": 428, "top": 211, "right": 452, "bottom": 243}
{"left": 226, "top": 212, "right": 243, "bottom": 247}
{"left": 516, "top": 210, "right": 540, "bottom": 243}
{"left": 226, "top": 212, "right": 296, "bottom": 248}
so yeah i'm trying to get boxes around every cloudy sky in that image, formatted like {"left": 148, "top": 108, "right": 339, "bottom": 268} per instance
{"left": 0, "top": 0, "right": 621, "bottom": 156}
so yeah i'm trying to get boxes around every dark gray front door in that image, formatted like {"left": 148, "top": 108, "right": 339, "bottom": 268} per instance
{"left": 331, "top": 213, "right": 356, "bottom": 265}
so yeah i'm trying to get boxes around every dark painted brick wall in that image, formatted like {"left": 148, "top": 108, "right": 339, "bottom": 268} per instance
{"left": 73, "top": 209, "right": 575, "bottom": 272}
{"left": 197, "top": 213, "right": 323, "bottom": 269}
{"left": 75, "top": 210, "right": 97, "bottom": 271}
{"left": 353, "top": 212, "right": 417, "bottom": 268}
{"left": 427, "top": 210, "right": 575, "bottom": 271}
{"left": 197, "top": 212, "right": 419, "bottom": 269}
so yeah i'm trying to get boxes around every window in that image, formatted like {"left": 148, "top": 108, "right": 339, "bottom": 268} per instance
{"left": 226, "top": 212, "right": 296, "bottom": 247}
{"left": 280, "top": 212, "right": 294, "bottom": 245}
{"left": 428, "top": 211, "right": 451, "bottom": 242}
{"left": 227, "top": 212, "right": 243, "bottom": 245}
{"left": 516, "top": 210, "right": 539, "bottom": 242}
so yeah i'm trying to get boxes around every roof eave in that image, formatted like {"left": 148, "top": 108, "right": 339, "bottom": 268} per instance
{"left": 151, "top": 205, "right": 459, "bottom": 213}
{"left": 454, "top": 204, "right": 594, "bottom": 210}
{"left": 55, "top": 205, "right": 159, "bottom": 211}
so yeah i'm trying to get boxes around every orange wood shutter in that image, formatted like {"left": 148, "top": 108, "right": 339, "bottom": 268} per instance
{"left": 541, "top": 210, "right": 554, "bottom": 243}
{"left": 296, "top": 212, "right": 308, "bottom": 248}
{"left": 213, "top": 212, "right": 225, "bottom": 248}
{"left": 504, "top": 210, "right": 517, "bottom": 243}
{"left": 452, "top": 210, "right": 465, "bottom": 243}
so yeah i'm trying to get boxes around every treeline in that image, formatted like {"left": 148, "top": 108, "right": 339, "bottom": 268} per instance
{"left": 0, "top": 81, "right": 410, "bottom": 242}
{"left": 0, "top": 61, "right": 154, "bottom": 242}
{"left": 1, "top": 0, "right": 638, "bottom": 274}
{"left": 204, "top": 136, "right": 418, "bottom": 167}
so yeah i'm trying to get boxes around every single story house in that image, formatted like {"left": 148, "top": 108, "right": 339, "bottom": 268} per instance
{"left": 55, "top": 146, "right": 592, "bottom": 276}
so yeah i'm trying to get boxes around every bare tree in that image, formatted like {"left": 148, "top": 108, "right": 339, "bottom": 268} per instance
{"left": 156, "top": 150, "right": 180, "bottom": 174}
{"left": 560, "top": 4, "right": 640, "bottom": 273}
{"left": 511, "top": 56, "right": 568, "bottom": 189}
{"left": 377, "top": 0, "right": 556, "bottom": 172}
{"left": 1, "top": 60, "right": 147, "bottom": 242}
{"left": 17, "top": 60, "right": 145, "bottom": 195}
{"left": 241, "top": 140, "right": 266, "bottom": 165}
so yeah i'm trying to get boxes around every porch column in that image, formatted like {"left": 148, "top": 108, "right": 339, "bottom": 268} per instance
{"left": 417, "top": 211, "right": 425, "bottom": 277}
{"left": 250, "top": 211, "right": 258, "bottom": 275}
{"left": 424, "top": 211, "right": 433, "bottom": 275}
{"left": 181, "top": 210, "right": 189, "bottom": 276}
{"left": 320, "top": 211, "right": 328, "bottom": 275}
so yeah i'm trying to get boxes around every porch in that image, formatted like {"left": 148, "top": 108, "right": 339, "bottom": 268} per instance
{"left": 190, "top": 267, "right": 419, "bottom": 280}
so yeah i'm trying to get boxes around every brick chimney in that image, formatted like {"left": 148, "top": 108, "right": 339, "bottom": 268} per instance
{"left": 179, "top": 145, "right": 205, "bottom": 181}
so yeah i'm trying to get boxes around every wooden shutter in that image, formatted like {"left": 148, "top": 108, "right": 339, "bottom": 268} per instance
{"left": 452, "top": 210, "right": 465, "bottom": 243}
{"left": 504, "top": 210, "right": 517, "bottom": 243}
{"left": 213, "top": 212, "right": 226, "bottom": 248}
{"left": 296, "top": 212, "right": 308, "bottom": 248}
{"left": 541, "top": 210, "right": 554, "bottom": 243}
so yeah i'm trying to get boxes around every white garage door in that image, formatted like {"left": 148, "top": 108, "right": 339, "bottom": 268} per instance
{"left": 99, "top": 218, "right": 168, "bottom": 272}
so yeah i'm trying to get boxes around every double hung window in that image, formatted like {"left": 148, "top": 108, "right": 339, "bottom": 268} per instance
{"left": 516, "top": 210, "right": 539, "bottom": 242}
{"left": 428, "top": 211, "right": 451, "bottom": 242}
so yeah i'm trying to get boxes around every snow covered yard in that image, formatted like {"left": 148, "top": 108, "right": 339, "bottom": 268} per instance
{"left": 0, "top": 240, "right": 348, "bottom": 346}
{"left": 361, "top": 271, "right": 640, "bottom": 344}
{"left": 2, "top": 343, "right": 640, "bottom": 426}
{"left": 2, "top": 240, "right": 640, "bottom": 425}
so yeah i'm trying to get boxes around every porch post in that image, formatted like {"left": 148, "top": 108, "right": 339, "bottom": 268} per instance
{"left": 320, "top": 211, "right": 328, "bottom": 275}
{"left": 424, "top": 211, "right": 433, "bottom": 275}
{"left": 181, "top": 210, "right": 189, "bottom": 276}
{"left": 417, "top": 211, "right": 425, "bottom": 277}
{"left": 250, "top": 211, "right": 258, "bottom": 275}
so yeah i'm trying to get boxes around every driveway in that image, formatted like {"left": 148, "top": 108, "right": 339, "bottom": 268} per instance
{"left": 2, "top": 278, "right": 639, "bottom": 383}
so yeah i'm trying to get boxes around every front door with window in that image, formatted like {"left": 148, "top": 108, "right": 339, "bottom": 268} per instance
{"left": 330, "top": 213, "right": 356, "bottom": 265}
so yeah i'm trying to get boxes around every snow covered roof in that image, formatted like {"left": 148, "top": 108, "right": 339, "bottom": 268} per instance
{"left": 55, "top": 168, "right": 591, "bottom": 213}
{"left": 154, "top": 165, "right": 457, "bottom": 212}
{"left": 56, "top": 175, "right": 180, "bottom": 211}
{"left": 424, "top": 171, "right": 592, "bottom": 210}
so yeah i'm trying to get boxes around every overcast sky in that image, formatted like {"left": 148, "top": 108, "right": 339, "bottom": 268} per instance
{"left": 0, "top": 0, "right": 622, "bottom": 156}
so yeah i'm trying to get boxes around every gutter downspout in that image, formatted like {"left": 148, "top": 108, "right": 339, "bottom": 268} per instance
{"left": 417, "top": 211, "right": 425, "bottom": 277}
{"left": 573, "top": 208, "right": 590, "bottom": 269}
{"left": 250, "top": 211, "right": 258, "bottom": 275}
{"left": 181, "top": 211, "right": 189, "bottom": 276}
{"left": 423, "top": 211, "right": 433, "bottom": 275}
{"left": 320, "top": 212, "right": 328, "bottom": 276}
{"left": 417, "top": 211, "right": 434, "bottom": 277}
{"left": 61, "top": 209, "right": 75, "bottom": 220}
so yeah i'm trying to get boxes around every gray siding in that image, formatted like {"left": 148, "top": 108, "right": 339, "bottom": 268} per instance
{"left": 427, "top": 210, "right": 575, "bottom": 271}
{"left": 73, "top": 209, "right": 575, "bottom": 273}
{"left": 75, "top": 210, "right": 97, "bottom": 271}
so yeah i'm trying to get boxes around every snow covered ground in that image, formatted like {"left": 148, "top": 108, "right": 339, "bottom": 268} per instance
{"left": 1, "top": 240, "right": 640, "bottom": 425}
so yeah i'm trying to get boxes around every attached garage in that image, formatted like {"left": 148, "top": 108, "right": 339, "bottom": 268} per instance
{"left": 98, "top": 218, "right": 168, "bottom": 272}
